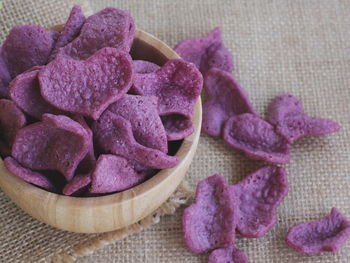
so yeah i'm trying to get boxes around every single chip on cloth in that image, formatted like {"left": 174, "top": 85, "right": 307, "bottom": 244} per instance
{"left": 56, "top": 7, "right": 135, "bottom": 60}
{"left": 268, "top": 94, "right": 340, "bottom": 143}
{"left": 183, "top": 174, "right": 236, "bottom": 253}
{"left": 62, "top": 173, "right": 91, "bottom": 196}
{"left": 174, "top": 27, "right": 233, "bottom": 74}
{"left": 39, "top": 47, "right": 133, "bottom": 120}
{"left": 93, "top": 112, "right": 179, "bottom": 169}
{"left": 4, "top": 157, "right": 55, "bottom": 192}
{"left": 107, "top": 94, "right": 168, "bottom": 152}
{"left": 223, "top": 113, "right": 291, "bottom": 163}
{"left": 208, "top": 246, "right": 249, "bottom": 263}
{"left": 90, "top": 154, "right": 147, "bottom": 194}
{"left": 160, "top": 114, "right": 194, "bottom": 141}
{"left": 134, "top": 60, "right": 160, "bottom": 74}
{"left": 0, "top": 47, "right": 11, "bottom": 98}
{"left": 2, "top": 25, "right": 57, "bottom": 78}
{"left": 231, "top": 166, "right": 288, "bottom": 238}
{"left": 202, "top": 68, "right": 257, "bottom": 137}
{"left": 12, "top": 114, "right": 90, "bottom": 181}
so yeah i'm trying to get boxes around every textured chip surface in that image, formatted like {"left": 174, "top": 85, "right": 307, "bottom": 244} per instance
{"left": 223, "top": 113, "right": 291, "bottom": 163}
{"left": 62, "top": 173, "right": 91, "bottom": 196}
{"left": 39, "top": 47, "right": 133, "bottom": 120}
{"left": 160, "top": 114, "right": 194, "bottom": 141}
{"left": 208, "top": 246, "right": 250, "bottom": 263}
{"left": 268, "top": 94, "right": 340, "bottom": 143}
{"left": 0, "top": 46, "right": 11, "bottom": 98}
{"left": 231, "top": 166, "right": 288, "bottom": 238}
{"left": 202, "top": 68, "right": 256, "bottom": 137}
{"left": 183, "top": 174, "right": 236, "bottom": 253}
{"left": 285, "top": 208, "right": 350, "bottom": 254}
{"left": 134, "top": 60, "right": 160, "bottom": 74}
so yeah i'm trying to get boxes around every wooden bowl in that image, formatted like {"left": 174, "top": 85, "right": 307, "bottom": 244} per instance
{"left": 0, "top": 29, "right": 202, "bottom": 233}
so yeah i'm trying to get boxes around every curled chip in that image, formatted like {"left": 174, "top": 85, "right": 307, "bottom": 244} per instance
{"left": 268, "top": 94, "right": 340, "bottom": 143}
{"left": 202, "top": 68, "right": 256, "bottom": 137}
{"left": 161, "top": 114, "right": 194, "bottom": 141}
{"left": 93, "top": 111, "right": 179, "bottom": 169}
{"left": 57, "top": 7, "right": 135, "bottom": 60}
{"left": 208, "top": 246, "right": 249, "bottom": 263}
{"left": 62, "top": 173, "right": 91, "bottom": 196}
{"left": 0, "top": 46, "right": 11, "bottom": 98}
{"left": 231, "top": 166, "right": 288, "bottom": 238}
{"left": 90, "top": 154, "right": 146, "bottom": 194}
{"left": 12, "top": 114, "right": 90, "bottom": 181}
{"left": 2, "top": 25, "right": 57, "bottom": 78}
{"left": 174, "top": 27, "right": 233, "bottom": 74}
{"left": 286, "top": 208, "right": 350, "bottom": 254}
{"left": 9, "top": 67, "right": 63, "bottom": 119}
{"left": 39, "top": 47, "right": 133, "bottom": 120}
{"left": 107, "top": 95, "right": 168, "bottom": 152}
{"left": 183, "top": 174, "right": 236, "bottom": 253}
{"left": 4, "top": 157, "right": 55, "bottom": 192}
{"left": 223, "top": 113, "right": 291, "bottom": 163}
{"left": 134, "top": 60, "right": 160, "bottom": 74}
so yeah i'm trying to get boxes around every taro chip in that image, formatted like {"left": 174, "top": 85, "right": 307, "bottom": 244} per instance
{"left": 39, "top": 47, "right": 133, "bottom": 120}
{"left": 286, "top": 208, "right": 350, "bottom": 254}
{"left": 62, "top": 173, "right": 91, "bottom": 196}
{"left": 2, "top": 25, "right": 57, "bottom": 78}
{"left": 4, "top": 157, "right": 55, "bottom": 192}
{"left": 133, "top": 60, "right": 160, "bottom": 74}
{"left": 223, "top": 113, "right": 291, "bottom": 163}
{"left": 57, "top": 7, "right": 135, "bottom": 60}
{"left": 160, "top": 114, "right": 194, "bottom": 141}
{"left": 107, "top": 94, "right": 168, "bottom": 152}
{"left": 231, "top": 166, "right": 288, "bottom": 238}
{"left": 9, "top": 67, "right": 64, "bottom": 119}
{"left": 268, "top": 94, "right": 340, "bottom": 143}
{"left": 0, "top": 46, "right": 11, "bottom": 99}
{"left": 202, "top": 68, "right": 257, "bottom": 137}
{"left": 90, "top": 154, "right": 146, "bottom": 194}
{"left": 183, "top": 174, "right": 236, "bottom": 253}
{"left": 93, "top": 112, "right": 179, "bottom": 169}
{"left": 12, "top": 114, "right": 90, "bottom": 181}
{"left": 208, "top": 246, "right": 249, "bottom": 263}
{"left": 174, "top": 27, "right": 233, "bottom": 74}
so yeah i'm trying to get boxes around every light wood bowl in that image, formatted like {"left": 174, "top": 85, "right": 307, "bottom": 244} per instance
{"left": 0, "top": 29, "right": 202, "bottom": 233}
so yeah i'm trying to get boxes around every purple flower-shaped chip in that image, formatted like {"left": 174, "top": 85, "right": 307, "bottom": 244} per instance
{"left": 208, "top": 246, "right": 249, "bottom": 263}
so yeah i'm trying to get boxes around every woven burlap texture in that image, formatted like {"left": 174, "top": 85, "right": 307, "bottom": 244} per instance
{"left": 1, "top": 0, "right": 350, "bottom": 262}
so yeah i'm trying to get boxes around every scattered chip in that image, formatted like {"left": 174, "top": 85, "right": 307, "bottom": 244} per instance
{"left": 174, "top": 27, "right": 233, "bottom": 74}
{"left": 134, "top": 60, "right": 160, "bottom": 74}
{"left": 160, "top": 114, "right": 194, "bottom": 141}
{"left": 93, "top": 111, "right": 179, "bottom": 169}
{"left": 183, "top": 174, "right": 236, "bottom": 253}
{"left": 12, "top": 114, "right": 90, "bottom": 181}
{"left": 268, "top": 94, "right": 340, "bottom": 143}
{"left": 0, "top": 46, "right": 11, "bottom": 98}
{"left": 285, "top": 208, "right": 350, "bottom": 254}
{"left": 202, "top": 68, "right": 256, "bottom": 137}
{"left": 56, "top": 7, "right": 135, "bottom": 60}
{"left": 62, "top": 173, "right": 91, "bottom": 196}
{"left": 232, "top": 166, "right": 288, "bottom": 238}
{"left": 223, "top": 113, "right": 291, "bottom": 163}
{"left": 208, "top": 246, "right": 249, "bottom": 263}
{"left": 39, "top": 47, "right": 133, "bottom": 120}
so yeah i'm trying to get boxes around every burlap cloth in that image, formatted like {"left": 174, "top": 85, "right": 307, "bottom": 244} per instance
{"left": 1, "top": 0, "right": 350, "bottom": 262}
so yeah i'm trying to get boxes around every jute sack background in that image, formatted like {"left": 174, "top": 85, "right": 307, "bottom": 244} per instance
{"left": 1, "top": 0, "right": 350, "bottom": 262}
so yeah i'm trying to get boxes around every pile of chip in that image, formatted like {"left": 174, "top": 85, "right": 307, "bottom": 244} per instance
{"left": 0, "top": 6, "right": 203, "bottom": 196}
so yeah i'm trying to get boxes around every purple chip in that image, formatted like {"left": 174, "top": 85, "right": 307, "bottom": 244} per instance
{"left": 286, "top": 208, "right": 350, "bottom": 254}
{"left": 133, "top": 60, "right": 160, "bottom": 74}
{"left": 56, "top": 7, "right": 135, "bottom": 60}
{"left": 90, "top": 154, "right": 146, "bottom": 194}
{"left": 0, "top": 46, "right": 11, "bottom": 98}
{"left": 92, "top": 111, "right": 179, "bottom": 169}
{"left": 268, "top": 94, "right": 340, "bottom": 143}
{"left": 107, "top": 94, "right": 168, "bottom": 152}
{"left": 174, "top": 27, "right": 233, "bottom": 74}
{"left": 223, "top": 113, "right": 291, "bottom": 163}
{"left": 231, "top": 166, "right": 288, "bottom": 238}
{"left": 62, "top": 173, "right": 91, "bottom": 196}
{"left": 4, "top": 157, "right": 55, "bottom": 192}
{"left": 183, "top": 174, "right": 236, "bottom": 254}
{"left": 2, "top": 25, "right": 57, "bottom": 78}
{"left": 160, "top": 114, "right": 194, "bottom": 141}
{"left": 39, "top": 47, "right": 133, "bottom": 120}
{"left": 208, "top": 246, "right": 249, "bottom": 263}
{"left": 9, "top": 67, "right": 63, "bottom": 119}
{"left": 202, "top": 68, "right": 257, "bottom": 137}
{"left": 12, "top": 114, "right": 90, "bottom": 181}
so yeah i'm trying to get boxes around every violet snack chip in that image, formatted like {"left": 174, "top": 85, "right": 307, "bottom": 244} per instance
{"left": 39, "top": 47, "right": 133, "bottom": 120}
{"left": 223, "top": 113, "right": 291, "bottom": 163}
{"left": 268, "top": 94, "right": 340, "bottom": 143}
{"left": 183, "top": 174, "right": 236, "bottom": 253}
{"left": 285, "top": 208, "right": 350, "bottom": 254}
{"left": 202, "top": 68, "right": 256, "bottom": 137}
{"left": 208, "top": 246, "right": 249, "bottom": 263}
{"left": 12, "top": 114, "right": 91, "bottom": 181}
{"left": 231, "top": 166, "right": 288, "bottom": 238}
{"left": 62, "top": 173, "right": 91, "bottom": 196}
{"left": 133, "top": 60, "right": 160, "bottom": 74}
{"left": 0, "top": 47, "right": 11, "bottom": 98}
{"left": 57, "top": 7, "right": 135, "bottom": 60}
{"left": 160, "top": 114, "right": 194, "bottom": 141}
